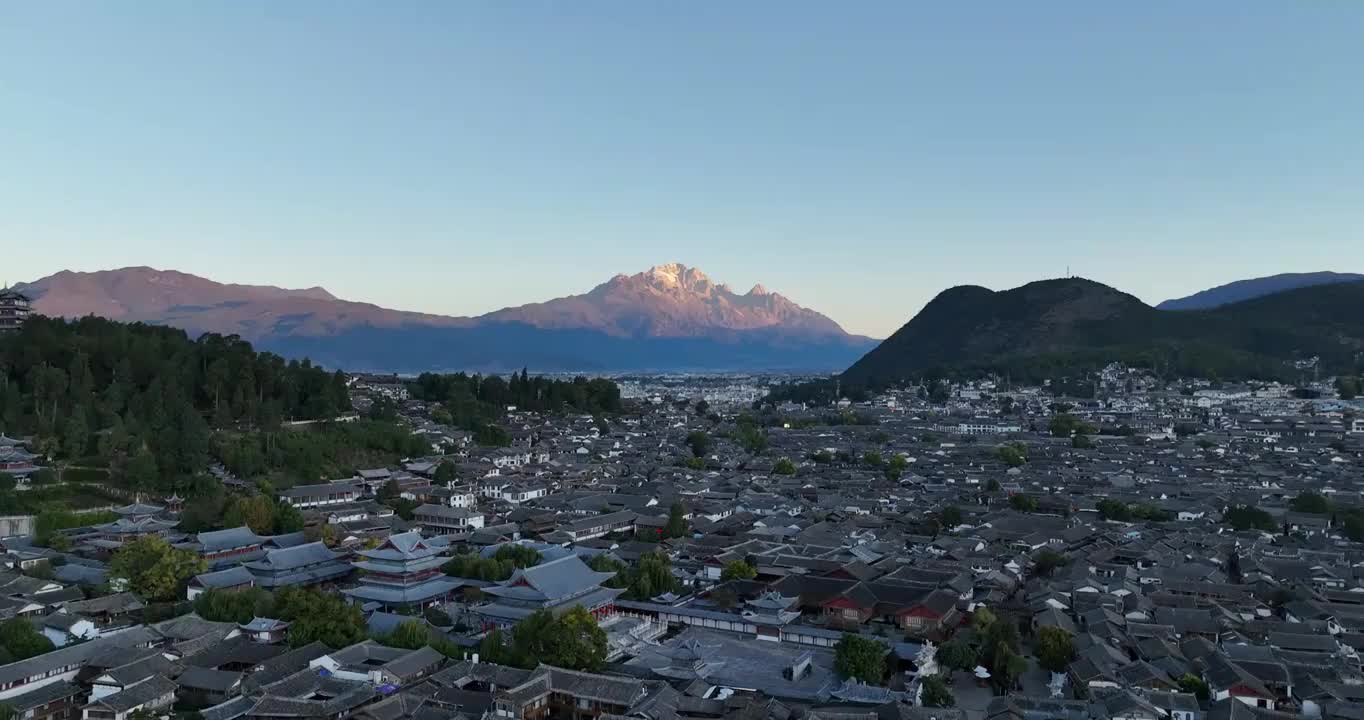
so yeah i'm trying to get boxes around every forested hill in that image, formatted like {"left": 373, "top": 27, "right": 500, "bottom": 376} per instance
{"left": 0, "top": 316, "right": 350, "bottom": 487}
{"left": 838, "top": 278, "right": 1364, "bottom": 388}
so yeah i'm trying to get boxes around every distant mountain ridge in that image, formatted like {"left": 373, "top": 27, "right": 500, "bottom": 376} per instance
{"left": 1158, "top": 271, "right": 1364, "bottom": 310}
{"left": 485, "top": 263, "right": 852, "bottom": 339}
{"left": 842, "top": 277, "right": 1364, "bottom": 386}
{"left": 16, "top": 265, "right": 872, "bottom": 373}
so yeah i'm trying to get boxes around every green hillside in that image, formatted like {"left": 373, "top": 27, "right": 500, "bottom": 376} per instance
{"left": 840, "top": 278, "right": 1364, "bottom": 388}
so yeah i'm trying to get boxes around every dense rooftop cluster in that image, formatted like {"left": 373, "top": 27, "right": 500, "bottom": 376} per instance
{"left": 0, "top": 363, "right": 1362, "bottom": 720}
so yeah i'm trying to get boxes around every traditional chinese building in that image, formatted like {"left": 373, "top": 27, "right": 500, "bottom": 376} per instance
{"left": 0, "top": 436, "right": 39, "bottom": 478}
{"left": 0, "top": 288, "right": 31, "bottom": 333}
{"left": 477, "top": 554, "right": 623, "bottom": 629}
{"left": 195, "top": 526, "right": 268, "bottom": 569}
{"left": 92, "top": 503, "right": 179, "bottom": 543}
{"left": 341, "top": 531, "right": 464, "bottom": 611}
{"left": 741, "top": 591, "right": 802, "bottom": 642}
{"left": 242, "top": 542, "right": 351, "bottom": 589}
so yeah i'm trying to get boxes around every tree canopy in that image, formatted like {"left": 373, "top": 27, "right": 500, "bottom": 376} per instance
{"left": 1036, "top": 626, "right": 1076, "bottom": 673}
{"left": 443, "top": 544, "right": 541, "bottom": 581}
{"left": 272, "top": 587, "right": 367, "bottom": 648}
{"left": 833, "top": 634, "right": 885, "bottom": 684}
{"left": 0, "top": 316, "right": 349, "bottom": 492}
{"left": 685, "top": 431, "right": 711, "bottom": 459}
{"left": 996, "top": 442, "right": 1027, "bottom": 467}
{"left": 0, "top": 618, "right": 55, "bottom": 662}
{"left": 1223, "top": 504, "right": 1277, "bottom": 532}
{"left": 194, "top": 587, "right": 276, "bottom": 624}
{"left": 720, "top": 559, "right": 757, "bottom": 582}
{"left": 1095, "top": 499, "right": 1174, "bottom": 523}
{"left": 109, "top": 535, "right": 205, "bottom": 601}
{"left": 1289, "top": 491, "right": 1330, "bottom": 515}
{"left": 591, "top": 551, "right": 681, "bottom": 601}
{"left": 920, "top": 674, "right": 955, "bottom": 708}
{"left": 477, "top": 607, "right": 607, "bottom": 672}
{"left": 411, "top": 370, "right": 620, "bottom": 447}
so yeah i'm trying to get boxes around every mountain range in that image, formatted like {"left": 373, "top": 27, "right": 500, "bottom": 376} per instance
{"left": 1158, "top": 271, "right": 1364, "bottom": 310}
{"left": 843, "top": 276, "right": 1364, "bottom": 387}
{"left": 15, "top": 264, "right": 874, "bottom": 373}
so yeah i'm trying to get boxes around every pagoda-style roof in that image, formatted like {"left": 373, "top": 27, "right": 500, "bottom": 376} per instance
{"left": 342, "top": 576, "right": 467, "bottom": 605}
{"left": 746, "top": 591, "right": 798, "bottom": 611}
{"left": 198, "top": 526, "right": 268, "bottom": 554}
{"left": 356, "top": 531, "right": 439, "bottom": 562}
{"left": 351, "top": 555, "right": 446, "bottom": 576}
{"left": 245, "top": 542, "right": 342, "bottom": 572}
{"left": 652, "top": 637, "right": 726, "bottom": 681}
{"left": 113, "top": 502, "right": 165, "bottom": 517}
{"left": 243, "top": 542, "right": 350, "bottom": 588}
{"left": 741, "top": 591, "right": 801, "bottom": 625}
{"left": 483, "top": 555, "right": 616, "bottom": 604}
{"left": 95, "top": 517, "right": 179, "bottom": 535}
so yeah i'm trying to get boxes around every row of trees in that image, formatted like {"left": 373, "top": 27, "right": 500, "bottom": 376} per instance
{"left": 477, "top": 607, "right": 607, "bottom": 672}
{"left": 372, "top": 619, "right": 462, "bottom": 658}
{"left": 411, "top": 371, "right": 621, "bottom": 442}
{"left": 442, "top": 545, "right": 542, "bottom": 581}
{"left": 589, "top": 551, "right": 681, "bottom": 600}
{"left": 194, "top": 587, "right": 367, "bottom": 648}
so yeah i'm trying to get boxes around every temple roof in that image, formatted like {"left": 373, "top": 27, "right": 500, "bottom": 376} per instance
{"left": 198, "top": 526, "right": 268, "bottom": 553}
{"left": 95, "top": 517, "right": 180, "bottom": 534}
{"left": 113, "top": 503, "right": 165, "bottom": 517}
{"left": 483, "top": 555, "right": 615, "bottom": 604}
{"left": 245, "top": 542, "right": 344, "bottom": 572}
{"left": 357, "top": 531, "right": 440, "bottom": 562}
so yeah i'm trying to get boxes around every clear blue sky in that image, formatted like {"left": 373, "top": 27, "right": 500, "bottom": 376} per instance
{"left": 3, "top": 2, "right": 1361, "bottom": 337}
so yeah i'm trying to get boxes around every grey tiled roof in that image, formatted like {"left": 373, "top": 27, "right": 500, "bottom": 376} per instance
{"left": 183, "top": 636, "right": 289, "bottom": 670}
{"left": 63, "top": 592, "right": 145, "bottom": 615}
{"left": 150, "top": 612, "right": 238, "bottom": 641}
{"left": 98, "top": 653, "right": 179, "bottom": 686}
{"left": 200, "top": 694, "right": 253, "bottom": 720}
{"left": 245, "top": 541, "right": 343, "bottom": 571}
{"left": 87, "top": 674, "right": 176, "bottom": 713}
{"left": 52, "top": 564, "right": 107, "bottom": 585}
{"left": 177, "top": 666, "right": 243, "bottom": 693}
{"left": 198, "top": 526, "right": 267, "bottom": 553}
{"left": 343, "top": 576, "right": 466, "bottom": 605}
{"left": 4, "top": 680, "right": 83, "bottom": 712}
{"left": 192, "top": 565, "right": 255, "bottom": 589}
{"left": 382, "top": 646, "right": 444, "bottom": 680}
{"left": 484, "top": 555, "right": 615, "bottom": 603}
{"left": 0, "top": 624, "right": 156, "bottom": 685}
{"left": 240, "top": 641, "right": 332, "bottom": 692}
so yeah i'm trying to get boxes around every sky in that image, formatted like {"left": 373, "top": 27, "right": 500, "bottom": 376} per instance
{"left": 2, "top": 2, "right": 1361, "bottom": 338}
